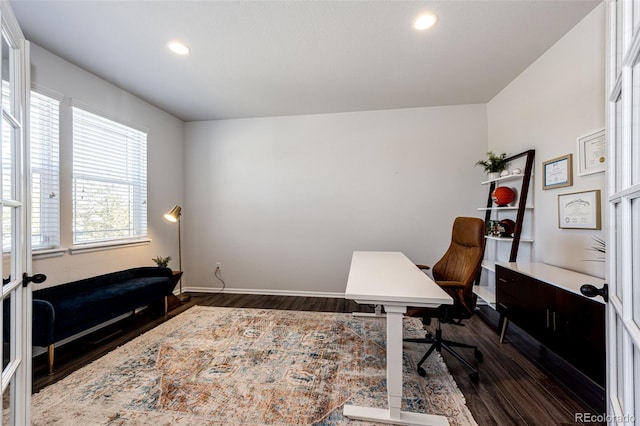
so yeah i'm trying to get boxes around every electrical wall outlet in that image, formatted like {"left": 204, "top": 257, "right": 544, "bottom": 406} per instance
{"left": 216, "top": 262, "right": 222, "bottom": 269}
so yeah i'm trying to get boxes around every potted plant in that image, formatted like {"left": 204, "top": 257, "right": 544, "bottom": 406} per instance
{"left": 585, "top": 236, "right": 605, "bottom": 262}
{"left": 476, "top": 151, "right": 509, "bottom": 180}
{"left": 152, "top": 255, "right": 171, "bottom": 268}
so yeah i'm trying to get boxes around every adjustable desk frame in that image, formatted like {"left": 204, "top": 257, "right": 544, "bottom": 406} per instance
{"left": 344, "top": 251, "right": 453, "bottom": 426}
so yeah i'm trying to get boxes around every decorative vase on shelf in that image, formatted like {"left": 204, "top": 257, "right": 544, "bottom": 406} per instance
{"left": 488, "top": 172, "right": 500, "bottom": 180}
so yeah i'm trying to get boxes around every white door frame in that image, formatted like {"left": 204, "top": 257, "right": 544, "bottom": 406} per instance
{"left": 0, "top": 1, "right": 31, "bottom": 424}
{"left": 605, "top": 0, "right": 640, "bottom": 424}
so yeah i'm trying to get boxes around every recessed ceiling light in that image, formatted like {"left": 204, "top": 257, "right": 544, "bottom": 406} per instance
{"left": 168, "top": 41, "right": 191, "bottom": 55}
{"left": 414, "top": 13, "right": 438, "bottom": 31}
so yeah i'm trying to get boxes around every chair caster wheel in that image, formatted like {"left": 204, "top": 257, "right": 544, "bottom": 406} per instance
{"left": 469, "top": 372, "right": 479, "bottom": 383}
{"left": 474, "top": 349, "right": 483, "bottom": 362}
{"left": 418, "top": 367, "right": 427, "bottom": 377}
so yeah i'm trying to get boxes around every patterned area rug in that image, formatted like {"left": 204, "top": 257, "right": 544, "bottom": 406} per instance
{"left": 32, "top": 306, "right": 477, "bottom": 425}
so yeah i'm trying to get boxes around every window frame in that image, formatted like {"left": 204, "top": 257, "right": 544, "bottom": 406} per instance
{"left": 71, "top": 101, "right": 148, "bottom": 247}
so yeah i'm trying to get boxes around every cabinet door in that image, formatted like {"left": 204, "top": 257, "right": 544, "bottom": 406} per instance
{"left": 520, "top": 278, "right": 554, "bottom": 342}
{"left": 496, "top": 266, "right": 551, "bottom": 340}
{"left": 554, "top": 289, "right": 605, "bottom": 387}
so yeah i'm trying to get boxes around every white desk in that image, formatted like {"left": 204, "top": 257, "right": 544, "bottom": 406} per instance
{"left": 344, "top": 251, "right": 453, "bottom": 426}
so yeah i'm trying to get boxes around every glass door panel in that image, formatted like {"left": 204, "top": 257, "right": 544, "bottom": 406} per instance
{"left": 1, "top": 34, "right": 10, "bottom": 113}
{"left": 2, "top": 205, "right": 14, "bottom": 287}
{"left": 634, "top": 197, "right": 640, "bottom": 328}
{"left": 2, "top": 119, "right": 14, "bottom": 203}
{"left": 2, "top": 385, "right": 10, "bottom": 424}
{"left": 617, "top": 317, "right": 625, "bottom": 411}
{"left": 633, "top": 62, "right": 640, "bottom": 185}
{"left": 615, "top": 201, "right": 623, "bottom": 301}
{"left": 615, "top": 94, "right": 623, "bottom": 193}
{"left": 1, "top": 293, "right": 12, "bottom": 371}
{"left": 616, "top": 0, "right": 623, "bottom": 75}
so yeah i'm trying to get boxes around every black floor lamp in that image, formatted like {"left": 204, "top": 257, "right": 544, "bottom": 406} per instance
{"left": 164, "top": 205, "right": 190, "bottom": 301}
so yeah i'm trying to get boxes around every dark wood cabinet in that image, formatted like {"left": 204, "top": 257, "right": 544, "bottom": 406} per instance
{"left": 496, "top": 263, "right": 605, "bottom": 386}
{"left": 553, "top": 290, "right": 605, "bottom": 384}
{"left": 496, "top": 266, "right": 550, "bottom": 341}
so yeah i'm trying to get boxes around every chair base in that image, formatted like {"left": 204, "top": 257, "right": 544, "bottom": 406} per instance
{"left": 404, "top": 327, "right": 482, "bottom": 383}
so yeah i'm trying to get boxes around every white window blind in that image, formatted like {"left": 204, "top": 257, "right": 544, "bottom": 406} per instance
{"left": 2, "top": 83, "right": 61, "bottom": 251}
{"left": 72, "top": 106, "right": 147, "bottom": 244}
{"left": 30, "top": 90, "right": 60, "bottom": 250}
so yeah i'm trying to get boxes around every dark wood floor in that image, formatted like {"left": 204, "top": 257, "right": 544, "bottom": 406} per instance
{"left": 33, "top": 293, "right": 604, "bottom": 425}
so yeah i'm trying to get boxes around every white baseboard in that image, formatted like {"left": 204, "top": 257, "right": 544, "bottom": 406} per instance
{"left": 183, "top": 285, "right": 345, "bottom": 299}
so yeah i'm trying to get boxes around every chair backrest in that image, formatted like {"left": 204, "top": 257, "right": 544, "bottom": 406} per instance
{"left": 432, "top": 217, "right": 485, "bottom": 314}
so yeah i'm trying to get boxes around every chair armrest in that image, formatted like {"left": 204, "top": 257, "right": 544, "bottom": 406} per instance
{"left": 32, "top": 299, "right": 55, "bottom": 347}
{"left": 415, "top": 264, "right": 431, "bottom": 271}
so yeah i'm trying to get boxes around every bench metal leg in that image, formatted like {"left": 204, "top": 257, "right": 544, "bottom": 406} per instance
{"left": 48, "top": 344, "right": 55, "bottom": 375}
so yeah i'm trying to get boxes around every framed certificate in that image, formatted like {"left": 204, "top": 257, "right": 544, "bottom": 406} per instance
{"left": 577, "top": 129, "right": 606, "bottom": 176}
{"left": 558, "top": 190, "right": 601, "bottom": 229}
{"left": 543, "top": 154, "right": 573, "bottom": 190}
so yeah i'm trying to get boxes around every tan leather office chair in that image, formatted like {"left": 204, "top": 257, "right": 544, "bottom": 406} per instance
{"left": 404, "top": 216, "right": 485, "bottom": 383}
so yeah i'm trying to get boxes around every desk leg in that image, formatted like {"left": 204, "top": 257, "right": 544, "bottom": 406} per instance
{"left": 386, "top": 306, "right": 404, "bottom": 417}
{"left": 343, "top": 305, "right": 449, "bottom": 426}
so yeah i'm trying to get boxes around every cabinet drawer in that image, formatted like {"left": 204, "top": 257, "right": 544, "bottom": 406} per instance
{"left": 496, "top": 264, "right": 520, "bottom": 283}
{"left": 496, "top": 265, "right": 519, "bottom": 311}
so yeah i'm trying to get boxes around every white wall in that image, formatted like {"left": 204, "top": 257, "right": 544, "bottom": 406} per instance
{"left": 487, "top": 4, "right": 605, "bottom": 277}
{"left": 184, "top": 105, "right": 487, "bottom": 295}
{"left": 27, "top": 3, "right": 604, "bottom": 293}
{"left": 29, "top": 44, "right": 185, "bottom": 288}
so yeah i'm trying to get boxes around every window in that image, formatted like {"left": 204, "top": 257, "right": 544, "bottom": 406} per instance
{"left": 72, "top": 106, "right": 147, "bottom": 244}
{"left": 2, "top": 84, "right": 60, "bottom": 251}
{"left": 30, "top": 90, "right": 60, "bottom": 250}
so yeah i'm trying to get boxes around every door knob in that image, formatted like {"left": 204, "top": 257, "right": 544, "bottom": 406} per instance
{"left": 22, "top": 272, "right": 47, "bottom": 286}
{"left": 580, "top": 283, "right": 608, "bottom": 303}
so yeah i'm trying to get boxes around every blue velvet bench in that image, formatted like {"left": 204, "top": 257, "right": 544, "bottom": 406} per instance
{"left": 32, "top": 267, "right": 175, "bottom": 374}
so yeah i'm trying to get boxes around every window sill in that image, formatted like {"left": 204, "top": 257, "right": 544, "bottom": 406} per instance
{"left": 69, "top": 239, "right": 151, "bottom": 254}
{"left": 32, "top": 248, "right": 67, "bottom": 259}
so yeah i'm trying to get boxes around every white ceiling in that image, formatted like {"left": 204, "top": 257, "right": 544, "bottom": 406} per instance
{"left": 9, "top": 0, "right": 601, "bottom": 122}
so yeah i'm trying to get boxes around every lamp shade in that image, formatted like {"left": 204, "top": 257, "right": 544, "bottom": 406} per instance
{"left": 164, "top": 205, "right": 182, "bottom": 223}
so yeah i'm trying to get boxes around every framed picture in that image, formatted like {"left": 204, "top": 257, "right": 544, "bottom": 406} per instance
{"left": 577, "top": 129, "right": 606, "bottom": 176}
{"left": 558, "top": 189, "right": 601, "bottom": 229}
{"left": 543, "top": 154, "right": 573, "bottom": 190}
